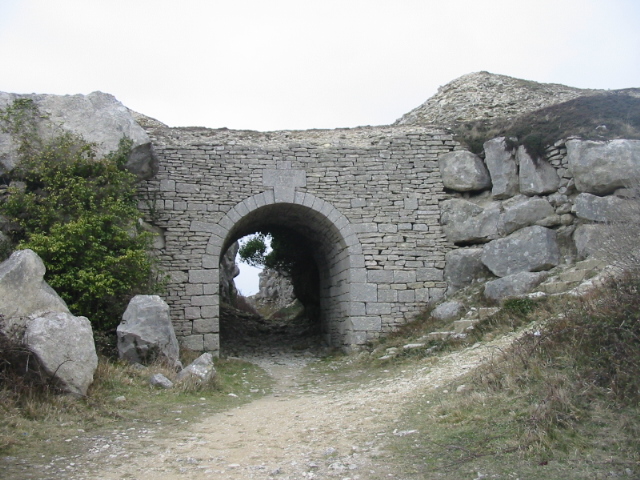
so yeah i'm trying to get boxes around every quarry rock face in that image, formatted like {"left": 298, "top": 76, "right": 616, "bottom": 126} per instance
{"left": 250, "top": 268, "right": 296, "bottom": 312}
{"left": 117, "top": 295, "right": 180, "bottom": 368}
{"left": 0, "top": 250, "right": 98, "bottom": 396}
{"left": 220, "top": 242, "right": 240, "bottom": 303}
{"left": 0, "top": 91, "right": 157, "bottom": 179}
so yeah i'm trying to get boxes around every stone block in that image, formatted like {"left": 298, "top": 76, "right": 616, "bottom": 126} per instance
{"left": 192, "top": 318, "right": 214, "bottom": 334}
{"left": 204, "top": 334, "right": 220, "bottom": 353}
{"left": 350, "top": 316, "right": 382, "bottom": 331}
{"left": 189, "top": 270, "right": 216, "bottom": 284}
{"left": 366, "top": 303, "right": 392, "bottom": 315}
{"left": 180, "top": 334, "right": 204, "bottom": 352}
{"left": 368, "top": 270, "right": 394, "bottom": 283}
{"left": 184, "top": 307, "right": 201, "bottom": 320}
{"left": 350, "top": 283, "right": 377, "bottom": 302}
{"left": 192, "top": 295, "right": 218, "bottom": 306}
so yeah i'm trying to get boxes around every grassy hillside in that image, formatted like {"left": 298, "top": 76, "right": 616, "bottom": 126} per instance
{"left": 453, "top": 91, "right": 640, "bottom": 157}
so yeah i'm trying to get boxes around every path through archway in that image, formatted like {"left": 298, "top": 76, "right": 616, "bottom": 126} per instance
{"left": 208, "top": 192, "right": 367, "bottom": 354}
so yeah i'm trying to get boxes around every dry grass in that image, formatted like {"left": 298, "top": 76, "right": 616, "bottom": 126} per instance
{"left": 0, "top": 348, "right": 272, "bottom": 456}
{"left": 375, "top": 278, "right": 640, "bottom": 478}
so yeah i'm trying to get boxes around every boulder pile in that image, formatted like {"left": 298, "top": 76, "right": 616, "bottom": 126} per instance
{"left": 440, "top": 138, "right": 640, "bottom": 300}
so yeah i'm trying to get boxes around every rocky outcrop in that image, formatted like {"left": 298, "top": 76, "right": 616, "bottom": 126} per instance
{"left": 220, "top": 242, "right": 240, "bottom": 304}
{"left": 395, "top": 71, "right": 595, "bottom": 127}
{"left": 250, "top": 268, "right": 296, "bottom": 312}
{"left": 0, "top": 249, "right": 98, "bottom": 396}
{"left": 117, "top": 295, "right": 180, "bottom": 368}
{"left": 0, "top": 91, "right": 158, "bottom": 179}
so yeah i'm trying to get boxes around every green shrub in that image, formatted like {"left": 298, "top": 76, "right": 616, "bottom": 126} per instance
{"left": 0, "top": 100, "right": 157, "bottom": 331}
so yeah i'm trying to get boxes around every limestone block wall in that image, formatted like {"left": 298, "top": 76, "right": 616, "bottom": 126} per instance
{"left": 136, "top": 126, "right": 457, "bottom": 354}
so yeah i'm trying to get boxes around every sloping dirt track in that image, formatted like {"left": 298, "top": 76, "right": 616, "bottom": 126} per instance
{"left": 47, "top": 332, "right": 517, "bottom": 480}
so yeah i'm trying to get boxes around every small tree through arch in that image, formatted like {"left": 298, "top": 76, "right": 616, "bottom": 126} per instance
{"left": 238, "top": 227, "right": 321, "bottom": 325}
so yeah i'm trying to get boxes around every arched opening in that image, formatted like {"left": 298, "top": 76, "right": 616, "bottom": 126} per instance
{"left": 220, "top": 226, "right": 323, "bottom": 356}
{"left": 220, "top": 203, "right": 346, "bottom": 352}
{"left": 209, "top": 193, "right": 365, "bottom": 356}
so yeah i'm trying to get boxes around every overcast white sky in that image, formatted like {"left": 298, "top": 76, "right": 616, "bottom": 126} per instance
{"left": 1, "top": 0, "right": 639, "bottom": 294}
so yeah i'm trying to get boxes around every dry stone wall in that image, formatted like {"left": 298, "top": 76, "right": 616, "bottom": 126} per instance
{"left": 442, "top": 137, "right": 640, "bottom": 299}
{"left": 137, "top": 126, "right": 457, "bottom": 354}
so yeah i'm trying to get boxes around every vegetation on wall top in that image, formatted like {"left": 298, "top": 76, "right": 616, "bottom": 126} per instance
{"left": 453, "top": 91, "right": 640, "bottom": 157}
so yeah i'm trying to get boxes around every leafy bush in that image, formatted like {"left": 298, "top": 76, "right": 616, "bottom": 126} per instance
{"left": 0, "top": 99, "right": 157, "bottom": 331}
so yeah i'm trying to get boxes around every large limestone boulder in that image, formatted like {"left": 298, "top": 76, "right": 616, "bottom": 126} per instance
{"left": 573, "top": 193, "right": 633, "bottom": 222}
{"left": 517, "top": 147, "right": 560, "bottom": 195}
{"left": 0, "top": 91, "right": 157, "bottom": 179}
{"left": 0, "top": 249, "right": 98, "bottom": 396}
{"left": 483, "top": 137, "right": 519, "bottom": 199}
{"left": 0, "top": 249, "right": 69, "bottom": 323}
{"left": 573, "top": 224, "right": 608, "bottom": 260}
{"left": 176, "top": 352, "right": 216, "bottom": 384}
{"left": 25, "top": 312, "right": 98, "bottom": 396}
{"left": 431, "top": 301, "right": 465, "bottom": 321}
{"left": 484, "top": 271, "right": 548, "bottom": 301}
{"left": 498, "top": 195, "right": 555, "bottom": 236}
{"left": 481, "top": 226, "right": 561, "bottom": 277}
{"left": 117, "top": 295, "right": 180, "bottom": 367}
{"left": 444, "top": 248, "right": 492, "bottom": 294}
{"left": 440, "top": 199, "right": 501, "bottom": 244}
{"left": 567, "top": 139, "right": 640, "bottom": 195}
{"left": 438, "top": 150, "right": 491, "bottom": 192}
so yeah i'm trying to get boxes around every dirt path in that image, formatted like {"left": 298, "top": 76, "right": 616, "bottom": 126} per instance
{"left": 3, "top": 332, "right": 519, "bottom": 480}
{"left": 42, "top": 331, "right": 513, "bottom": 480}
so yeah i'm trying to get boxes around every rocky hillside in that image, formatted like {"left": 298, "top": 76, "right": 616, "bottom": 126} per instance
{"left": 396, "top": 71, "right": 601, "bottom": 126}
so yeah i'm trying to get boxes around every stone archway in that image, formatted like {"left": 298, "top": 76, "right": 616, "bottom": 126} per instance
{"left": 206, "top": 191, "right": 368, "bottom": 351}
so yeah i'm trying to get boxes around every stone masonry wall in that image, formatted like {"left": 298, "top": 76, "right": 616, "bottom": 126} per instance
{"left": 136, "top": 125, "right": 457, "bottom": 354}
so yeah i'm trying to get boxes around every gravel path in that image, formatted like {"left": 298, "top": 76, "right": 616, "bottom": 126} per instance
{"left": 3, "top": 332, "right": 519, "bottom": 480}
